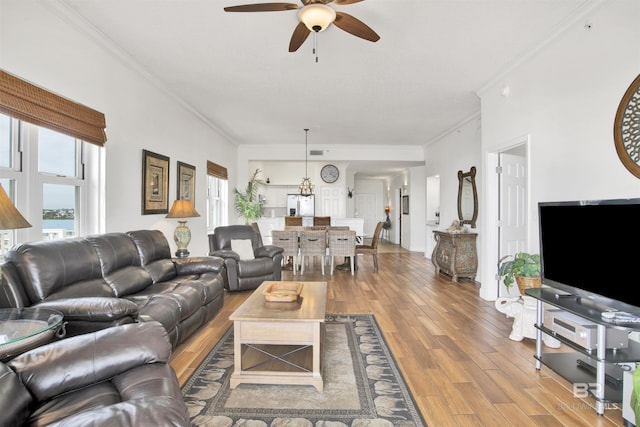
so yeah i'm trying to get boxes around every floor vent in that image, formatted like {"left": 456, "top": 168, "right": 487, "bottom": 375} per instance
{"left": 310, "top": 150, "right": 323, "bottom": 156}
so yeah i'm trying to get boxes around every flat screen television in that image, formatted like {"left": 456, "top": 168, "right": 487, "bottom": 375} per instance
{"left": 538, "top": 198, "right": 640, "bottom": 315}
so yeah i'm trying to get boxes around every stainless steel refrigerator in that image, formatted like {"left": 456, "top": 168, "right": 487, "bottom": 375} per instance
{"left": 287, "top": 194, "right": 315, "bottom": 226}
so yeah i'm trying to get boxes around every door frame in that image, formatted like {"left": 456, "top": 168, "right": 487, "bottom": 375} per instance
{"left": 481, "top": 134, "right": 530, "bottom": 301}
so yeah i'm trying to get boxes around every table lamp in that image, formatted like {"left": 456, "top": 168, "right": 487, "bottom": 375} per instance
{"left": 166, "top": 199, "right": 200, "bottom": 258}
{"left": 0, "top": 183, "right": 32, "bottom": 283}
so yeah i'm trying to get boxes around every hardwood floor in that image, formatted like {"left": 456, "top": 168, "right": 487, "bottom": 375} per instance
{"left": 171, "top": 242, "right": 625, "bottom": 426}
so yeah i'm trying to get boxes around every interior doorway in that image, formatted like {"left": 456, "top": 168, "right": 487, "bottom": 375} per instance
{"left": 497, "top": 142, "right": 528, "bottom": 297}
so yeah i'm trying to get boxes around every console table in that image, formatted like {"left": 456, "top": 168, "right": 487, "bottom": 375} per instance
{"left": 526, "top": 287, "right": 640, "bottom": 415}
{"left": 431, "top": 230, "right": 478, "bottom": 282}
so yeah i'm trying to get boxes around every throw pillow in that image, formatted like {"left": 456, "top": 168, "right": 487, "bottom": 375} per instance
{"left": 231, "top": 239, "right": 255, "bottom": 260}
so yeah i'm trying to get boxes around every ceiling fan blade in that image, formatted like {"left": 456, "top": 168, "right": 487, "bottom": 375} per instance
{"left": 333, "top": 11, "right": 380, "bottom": 42}
{"left": 289, "top": 22, "right": 311, "bottom": 52}
{"left": 328, "top": 0, "right": 365, "bottom": 5}
{"left": 224, "top": 3, "right": 299, "bottom": 12}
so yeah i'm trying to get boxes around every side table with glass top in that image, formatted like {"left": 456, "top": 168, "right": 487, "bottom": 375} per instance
{"left": 0, "top": 307, "right": 65, "bottom": 361}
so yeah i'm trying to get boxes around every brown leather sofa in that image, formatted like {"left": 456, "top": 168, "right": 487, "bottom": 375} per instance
{"left": 0, "top": 321, "right": 189, "bottom": 426}
{"left": 0, "top": 230, "right": 225, "bottom": 348}
{"left": 208, "top": 225, "right": 284, "bottom": 292}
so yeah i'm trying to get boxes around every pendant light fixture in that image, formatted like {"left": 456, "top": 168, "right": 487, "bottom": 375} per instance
{"left": 299, "top": 128, "right": 314, "bottom": 196}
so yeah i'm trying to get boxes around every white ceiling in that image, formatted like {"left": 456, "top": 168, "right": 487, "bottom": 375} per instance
{"left": 59, "top": 0, "right": 592, "bottom": 178}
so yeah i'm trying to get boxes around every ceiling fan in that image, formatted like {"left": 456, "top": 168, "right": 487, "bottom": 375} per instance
{"left": 224, "top": 0, "right": 380, "bottom": 52}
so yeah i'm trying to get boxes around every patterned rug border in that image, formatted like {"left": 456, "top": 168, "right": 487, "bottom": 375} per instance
{"left": 182, "top": 313, "right": 427, "bottom": 426}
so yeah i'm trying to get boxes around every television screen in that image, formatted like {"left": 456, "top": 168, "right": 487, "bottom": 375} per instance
{"left": 538, "top": 198, "right": 640, "bottom": 313}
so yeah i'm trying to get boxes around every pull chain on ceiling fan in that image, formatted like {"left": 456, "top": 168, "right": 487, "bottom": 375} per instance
{"left": 224, "top": 0, "right": 380, "bottom": 55}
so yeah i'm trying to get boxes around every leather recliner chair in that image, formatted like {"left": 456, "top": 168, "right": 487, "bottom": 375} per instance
{"left": 0, "top": 321, "right": 189, "bottom": 426}
{"left": 208, "top": 225, "right": 284, "bottom": 292}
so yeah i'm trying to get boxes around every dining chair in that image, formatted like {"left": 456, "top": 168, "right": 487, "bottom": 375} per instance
{"left": 272, "top": 229, "right": 300, "bottom": 275}
{"left": 284, "top": 216, "right": 303, "bottom": 226}
{"left": 355, "top": 221, "right": 384, "bottom": 272}
{"left": 313, "top": 216, "right": 331, "bottom": 226}
{"left": 328, "top": 229, "right": 356, "bottom": 275}
{"left": 299, "top": 229, "right": 327, "bottom": 275}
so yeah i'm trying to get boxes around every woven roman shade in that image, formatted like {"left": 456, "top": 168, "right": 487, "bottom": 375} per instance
{"left": 207, "top": 161, "right": 228, "bottom": 179}
{"left": 0, "top": 70, "right": 107, "bottom": 146}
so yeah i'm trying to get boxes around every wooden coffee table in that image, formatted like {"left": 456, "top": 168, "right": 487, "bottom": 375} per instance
{"left": 229, "top": 281, "right": 327, "bottom": 391}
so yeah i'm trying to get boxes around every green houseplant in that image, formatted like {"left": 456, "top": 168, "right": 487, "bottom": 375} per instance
{"left": 233, "top": 168, "right": 264, "bottom": 225}
{"left": 498, "top": 252, "right": 542, "bottom": 295}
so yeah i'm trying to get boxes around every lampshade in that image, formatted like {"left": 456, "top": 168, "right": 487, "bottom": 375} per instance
{"left": 298, "top": 3, "right": 336, "bottom": 33}
{"left": 0, "top": 184, "right": 31, "bottom": 230}
{"left": 166, "top": 199, "right": 200, "bottom": 219}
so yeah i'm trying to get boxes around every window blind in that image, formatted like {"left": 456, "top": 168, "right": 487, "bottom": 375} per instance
{"left": 207, "top": 161, "right": 228, "bottom": 180}
{"left": 0, "top": 70, "right": 107, "bottom": 146}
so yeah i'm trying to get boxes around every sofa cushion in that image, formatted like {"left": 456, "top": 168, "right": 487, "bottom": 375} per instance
{"left": 34, "top": 297, "right": 139, "bottom": 321}
{"left": 87, "top": 233, "right": 152, "bottom": 296}
{"left": 6, "top": 238, "right": 104, "bottom": 303}
{"left": 127, "top": 230, "right": 177, "bottom": 283}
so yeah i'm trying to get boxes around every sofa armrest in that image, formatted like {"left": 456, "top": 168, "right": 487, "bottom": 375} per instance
{"left": 174, "top": 256, "right": 224, "bottom": 275}
{"left": 34, "top": 297, "right": 138, "bottom": 322}
{"left": 255, "top": 245, "right": 284, "bottom": 259}
{"left": 208, "top": 249, "right": 240, "bottom": 262}
{"left": 40, "top": 393, "right": 189, "bottom": 427}
{"left": 0, "top": 363, "right": 32, "bottom": 426}
{"left": 7, "top": 321, "right": 171, "bottom": 403}
{"left": 0, "top": 262, "right": 30, "bottom": 308}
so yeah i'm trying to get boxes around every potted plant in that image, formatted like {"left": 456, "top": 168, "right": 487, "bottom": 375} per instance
{"left": 498, "top": 252, "right": 542, "bottom": 295}
{"left": 233, "top": 168, "right": 264, "bottom": 225}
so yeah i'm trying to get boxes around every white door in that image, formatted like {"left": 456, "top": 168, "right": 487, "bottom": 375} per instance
{"left": 354, "top": 193, "right": 377, "bottom": 237}
{"left": 320, "top": 186, "right": 345, "bottom": 218}
{"left": 499, "top": 151, "right": 527, "bottom": 262}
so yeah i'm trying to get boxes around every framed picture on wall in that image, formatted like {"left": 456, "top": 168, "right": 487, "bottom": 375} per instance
{"left": 177, "top": 161, "right": 196, "bottom": 203}
{"left": 142, "top": 149, "right": 170, "bottom": 214}
{"left": 402, "top": 195, "right": 409, "bottom": 215}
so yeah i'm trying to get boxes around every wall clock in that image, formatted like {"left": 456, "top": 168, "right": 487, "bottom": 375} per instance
{"left": 321, "top": 164, "right": 339, "bottom": 183}
{"left": 614, "top": 73, "right": 640, "bottom": 178}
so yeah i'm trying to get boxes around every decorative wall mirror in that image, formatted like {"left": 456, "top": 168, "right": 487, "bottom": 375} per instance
{"left": 614, "top": 73, "right": 640, "bottom": 178}
{"left": 457, "top": 166, "right": 478, "bottom": 228}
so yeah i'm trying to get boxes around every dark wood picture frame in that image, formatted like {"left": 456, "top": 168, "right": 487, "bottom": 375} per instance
{"left": 142, "top": 149, "right": 170, "bottom": 214}
{"left": 402, "top": 195, "right": 409, "bottom": 215}
{"left": 177, "top": 161, "right": 196, "bottom": 203}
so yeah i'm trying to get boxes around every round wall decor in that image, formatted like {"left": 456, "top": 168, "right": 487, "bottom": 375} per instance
{"left": 614, "top": 74, "right": 640, "bottom": 178}
{"left": 320, "top": 164, "right": 339, "bottom": 183}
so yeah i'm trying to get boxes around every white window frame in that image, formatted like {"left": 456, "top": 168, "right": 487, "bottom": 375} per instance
{"left": 207, "top": 174, "right": 228, "bottom": 232}
{"left": 0, "top": 114, "right": 102, "bottom": 246}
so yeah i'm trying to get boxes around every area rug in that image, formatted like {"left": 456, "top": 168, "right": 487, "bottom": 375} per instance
{"left": 182, "top": 313, "right": 427, "bottom": 426}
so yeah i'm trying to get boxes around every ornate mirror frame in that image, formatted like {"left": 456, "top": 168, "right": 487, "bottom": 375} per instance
{"left": 614, "top": 74, "right": 640, "bottom": 178}
{"left": 457, "top": 166, "right": 478, "bottom": 228}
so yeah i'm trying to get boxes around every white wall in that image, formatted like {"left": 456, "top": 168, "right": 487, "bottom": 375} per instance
{"left": 478, "top": 0, "right": 640, "bottom": 300}
{"left": 1, "top": 1, "right": 236, "bottom": 256}
{"left": 423, "top": 116, "right": 482, "bottom": 270}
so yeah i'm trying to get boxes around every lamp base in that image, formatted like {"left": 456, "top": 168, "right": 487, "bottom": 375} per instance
{"left": 175, "top": 248, "right": 190, "bottom": 258}
{"left": 173, "top": 220, "right": 191, "bottom": 259}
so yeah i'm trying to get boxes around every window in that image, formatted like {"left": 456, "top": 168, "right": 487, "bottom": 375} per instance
{"left": 0, "top": 113, "right": 99, "bottom": 248}
{"left": 0, "top": 178, "right": 19, "bottom": 256}
{"left": 0, "top": 72, "right": 105, "bottom": 253}
{"left": 206, "top": 161, "right": 228, "bottom": 232}
{"left": 207, "top": 175, "right": 228, "bottom": 232}
{"left": 0, "top": 114, "right": 10, "bottom": 168}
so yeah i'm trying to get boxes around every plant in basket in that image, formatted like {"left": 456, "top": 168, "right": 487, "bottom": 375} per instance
{"left": 498, "top": 252, "right": 541, "bottom": 295}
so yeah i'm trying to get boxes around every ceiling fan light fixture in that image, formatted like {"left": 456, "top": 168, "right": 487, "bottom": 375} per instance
{"left": 298, "top": 4, "right": 336, "bottom": 33}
